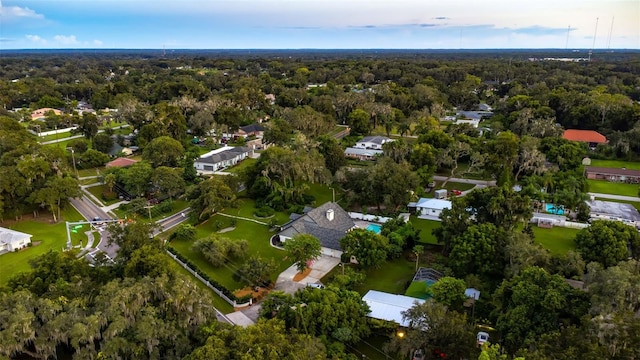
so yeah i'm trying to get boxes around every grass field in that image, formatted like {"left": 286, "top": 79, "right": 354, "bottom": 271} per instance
{"left": 171, "top": 261, "right": 235, "bottom": 313}
{"left": 86, "top": 184, "right": 121, "bottom": 206}
{"left": 587, "top": 180, "right": 639, "bottom": 197}
{"left": 225, "top": 157, "right": 257, "bottom": 174}
{"left": 409, "top": 217, "right": 441, "bottom": 245}
{"left": 404, "top": 281, "right": 432, "bottom": 299}
{"left": 589, "top": 159, "right": 640, "bottom": 170}
{"left": 221, "top": 198, "right": 291, "bottom": 226}
{"left": 354, "top": 255, "right": 417, "bottom": 295}
{"left": 532, "top": 226, "right": 579, "bottom": 255}
{"left": 170, "top": 215, "right": 290, "bottom": 292}
{"left": 0, "top": 206, "right": 87, "bottom": 285}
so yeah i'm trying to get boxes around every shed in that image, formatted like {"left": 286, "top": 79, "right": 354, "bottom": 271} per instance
{"left": 434, "top": 189, "right": 448, "bottom": 199}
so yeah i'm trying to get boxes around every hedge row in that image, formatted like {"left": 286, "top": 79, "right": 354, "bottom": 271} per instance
{"left": 166, "top": 246, "right": 252, "bottom": 304}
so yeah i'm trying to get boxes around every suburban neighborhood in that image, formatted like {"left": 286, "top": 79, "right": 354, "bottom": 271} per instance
{"left": 1, "top": 47, "right": 640, "bottom": 359}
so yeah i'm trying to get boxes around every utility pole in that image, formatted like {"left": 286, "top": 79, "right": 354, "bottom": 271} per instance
{"left": 67, "top": 147, "right": 78, "bottom": 178}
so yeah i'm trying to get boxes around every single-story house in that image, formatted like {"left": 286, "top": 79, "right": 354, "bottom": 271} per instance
{"left": 362, "top": 290, "right": 425, "bottom": 327}
{"left": 354, "top": 136, "right": 394, "bottom": 150}
{"left": 344, "top": 147, "right": 383, "bottom": 161}
{"left": 478, "top": 103, "right": 493, "bottom": 112}
{"left": 562, "top": 129, "right": 607, "bottom": 148}
{"left": 31, "top": 108, "right": 62, "bottom": 120}
{"left": 235, "top": 124, "right": 265, "bottom": 139}
{"left": 408, "top": 198, "right": 452, "bottom": 219}
{"left": 105, "top": 157, "right": 139, "bottom": 168}
{"left": 455, "top": 118, "right": 480, "bottom": 128}
{"left": 276, "top": 202, "right": 355, "bottom": 258}
{"left": 585, "top": 166, "right": 640, "bottom": 183}
{"left": 456, "top": 110, "right": 494, "bottom": 120}
{"left": 0, "top": 227, "right": 32, "bottom": 253}
{"left": 194, "top": 146, "right": 252, "bottom": 174}
{"left": 586, "top": 199, "right": 640, "bottom": 228}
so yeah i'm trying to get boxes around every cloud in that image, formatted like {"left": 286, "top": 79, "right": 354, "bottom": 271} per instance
{"left": 93, "top": 39, "right": 103, "bottom": 46}
{"left": 511, "top": 25, "right": 572, "bottom": 36}
{"left": 53, "top": 35, "right": 79, "bottom": 45}
{"left": 0, "top": 37, "right": 13, "bottom": 42}
{"left": 0, "top": 1, "right": 45, "bottom": 23}
{"left": 26, "top": 34, "right": 47, "bottom": 44}
{"left": 433, "top": 17, "right": 449, "bottom": 20}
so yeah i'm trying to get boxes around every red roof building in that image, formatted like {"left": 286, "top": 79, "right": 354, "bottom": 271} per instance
{"left": 562, "top": 129, "right": 607, "bottom": 144}
{"left": 105, "top": 157, "right": 138, "bottom": 168}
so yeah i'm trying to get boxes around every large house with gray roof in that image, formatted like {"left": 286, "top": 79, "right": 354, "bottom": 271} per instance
{"left": 193, "top": 146, "right": 252, "bottom": 174}
{"left": 354, "top": 136, "right": 394, "bottom": 150}
{"left": 276, "top": 202, "right": 355, "bottom": 258}
{"left": 0, "top": 227, "right": 32, "bottom": 254}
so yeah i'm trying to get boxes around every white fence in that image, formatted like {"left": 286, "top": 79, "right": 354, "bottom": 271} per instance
{"left": 348, "top": 212, "right": 392, "bottom": 223}
{"left": 28, "top": 126, "right": 78, "bottom": 137}
{"left": 166, "top": 250, "right": 252, "bottom": 308}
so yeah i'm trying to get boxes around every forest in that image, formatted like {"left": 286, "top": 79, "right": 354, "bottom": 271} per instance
{"left": 1, "top": 50, "right": 640, "bottom": 359}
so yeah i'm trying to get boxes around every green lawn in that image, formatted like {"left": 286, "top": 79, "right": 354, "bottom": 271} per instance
{"left": 77, "top": 168, "right": 102, "bottom": 178}
{"left": 44, "top": 138, "right": 76, "bottom": 150}
{"left": 226, "top": 157, "right": 257, "bottom": 174}
{"left": 170, "top": 215, "right": 289, "bottom": 292}
{"left": 532, "top": 226, "right": 580, "bottom": 255}
{"left": 409, "top": 216, "right": 441, "bottom": 245}
{"left": 305, "top": 183, "right": 343, "bottom": 205}
{"left": 171, "top": 262, "right": 235, "bottom": 313}
{"left": 0, "top": 206, "right": 87, "bottom": 285}
{"left": 38, "top": 132, "right": 76, "bottom": 142}
{"left": 354, "top": 255, "right": 417, "bottom": 295}
{"left": 589, "top": 159, "right": 640, "bottom": 170}
{"left": 404, "top": 281, "right": 432, "bottom": 299}
{"left": 587, "top": 180, "right": 639, "bottom": 197}
{"left": 221, "top": 198, "right": 291, "bottom": 226}
{"left": 86, "top": 184, "right": 120, "bottom": 206}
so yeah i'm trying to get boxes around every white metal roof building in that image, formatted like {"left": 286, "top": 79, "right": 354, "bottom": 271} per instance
{"left": 362, "top": 290, "right": 425, "bottom": 327}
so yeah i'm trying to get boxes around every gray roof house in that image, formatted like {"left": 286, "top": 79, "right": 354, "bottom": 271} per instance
{"left": 194, "top": 146, "right": 252, "bottom": 174}
{"left": 354, "top": 136, "right": 394, "bottom": 150}
{"left": 277, "top": 202, "right": 355, "bottom": 258}
{"left": 0, "top": 227, "right": 32, "bottom": 254}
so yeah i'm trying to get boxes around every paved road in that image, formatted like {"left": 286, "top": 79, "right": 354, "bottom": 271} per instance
{"left": 588, "top": 192, "right": 640, "bottom": 202}
{"left": 69, "top": 196, "right": 118, "bottom": 260}
{"left": 154, "top": 209, "right": 190, "bottom": 236}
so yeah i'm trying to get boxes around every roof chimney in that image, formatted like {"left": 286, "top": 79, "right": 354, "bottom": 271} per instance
{"left": 326, "top": 209, "right": 334, "bottom": 221}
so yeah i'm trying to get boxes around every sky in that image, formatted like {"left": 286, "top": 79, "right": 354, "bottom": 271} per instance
{"left": 1, "top": 0, "right": 638, "bottom": 49}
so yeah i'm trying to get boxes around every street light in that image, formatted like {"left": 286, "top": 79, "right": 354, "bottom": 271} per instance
{"left": 66, "top": 147, "right": 78, "bottom": 178}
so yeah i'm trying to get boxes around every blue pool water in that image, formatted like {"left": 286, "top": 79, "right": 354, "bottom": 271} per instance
{"left": 366, "top": 223, "right": 382, "bottom": 234}
{"left": 545, "top": 203, "right": 565, "bottom": 215}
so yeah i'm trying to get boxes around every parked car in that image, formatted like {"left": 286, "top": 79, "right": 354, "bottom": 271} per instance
{"left": 451, "top": 189, "right": 462, "bottom": 196}
{"left": 306, "top": 282, "right": 325, "bottom": 289}
{"left": 477, "top": 331, "right": 490, "bottom": 346}
{"left": 412, "top": 349, "right": 425, "bottom": 360}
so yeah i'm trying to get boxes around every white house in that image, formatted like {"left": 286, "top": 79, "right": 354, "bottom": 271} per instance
{"left": 455, "top": 118, "right": 480, "bottom": 128}
{"left": 354, "top": 136, "right": 394, "bottom": 150}
{"left": 193, "top": 146, "right": 252, "bottom": 174}
{"left": 276, "top": 202, "right": 355, "bottom": 258}
{"left": 409, "top": 198, "right": 452, "bottom": 219}
{"left": 344, "top": 147, "right": 383, "bottom": 161}
{"left": 0, "top": 227, "right": 32, "bottom": 254}
{"left": 362, "top": 290, "right": 426, "bottom": 327}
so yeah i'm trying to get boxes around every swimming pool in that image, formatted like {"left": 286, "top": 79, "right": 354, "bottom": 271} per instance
{"left": 545, "top": 203, "right": 565, "bottom": 215}
{"left": 366, "top": 223, "right": 382, "bottom": 234}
